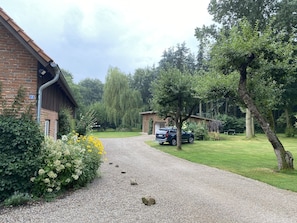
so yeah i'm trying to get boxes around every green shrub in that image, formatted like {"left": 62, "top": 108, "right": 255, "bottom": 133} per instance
{"left": 76, "top": 109, "right": 96, "bottom": 136}
{"left": 216, "top": 114, "right": 245, "bottom": 133}
{"left": 3, "top": 192, "right": 32, "bottom": 207}
{"left": 0, "top": 115, "right": 43, "bottom": 202}
{"left": 31, "top": 132, "right": 105, "bottom": 197}
{"left": 285, "top": 126, "right": 295, "bottom": 137}
{"left": 58, "top": 108, "right": 73, "bottom": 139}
{"left": 183, "top": 122, "right": 208, "bottom": 140}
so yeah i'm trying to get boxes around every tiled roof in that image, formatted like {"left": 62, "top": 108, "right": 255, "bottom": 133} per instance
{"left": 0, "top": 7, "right": 52, "bottom": 65}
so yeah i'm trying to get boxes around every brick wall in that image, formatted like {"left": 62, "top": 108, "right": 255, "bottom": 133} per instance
{"left": 40, "top": 108, "right": 58, "bottom": 139}
{"left": 141, "top": 113, "right": 168, "bottom": 134}
{"left": 0, "top": 22, "right": 38, "bottom": 116}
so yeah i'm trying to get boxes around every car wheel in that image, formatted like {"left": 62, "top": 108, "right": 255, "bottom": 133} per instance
{"left": 159, "top": 142, "right": 164, "bottom": 145}
{"left": 171, "top": 139, "right": 177, "bottom": 146}
{"left": 188, "top": 137, "right": 194, "bottom": 144}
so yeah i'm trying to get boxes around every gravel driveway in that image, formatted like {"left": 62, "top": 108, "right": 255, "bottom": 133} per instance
{"left": 2, "top": 134, "right": 297, "bottom": 223}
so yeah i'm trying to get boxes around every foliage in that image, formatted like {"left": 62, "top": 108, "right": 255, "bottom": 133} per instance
{"left": 89, "top": 102, "right": 108, "bottom": 130}
{"left": 210, "top": 18, "right": 295, "bottom": 119}
{"left": 129, "top": 66, "right": 158, "bottom": 110}
{"left": 76, "top": 109, "right": 96, "bottom": 136}
{"left": 285, "top": 126, "right": 295, "bottom": 137}
{"left": 3, "top": 192, "right": 32, "bottom": 207}
{"left": 183, "top": 122, "right": 209, "bottom": 140}
{"left": 0, "top": 85, "right": 33, "bottom": 117}
{"left": 151, "top": 67, "right": 199, "bottom": 149}
{"left": 159, "top": 42, "right": 197, "bottom": 73}
{"left": 210, "top": 19, "right": 296, "bottom": 169}
{"left": 216, "top": 114, "right": 245, "bottom": 133}
{"left": 78, "top": 78, "right": 104, "bottom": 106}
{"left": 103, "top": 67, "right": 143, "bottom": 128}
{"left": 194, "top": 0, "right": 297, "bottom": 130}
{"left": 0, "top": 115, "right": 43, "bottom": 202}
{"left": 61, "top": 69, "right": 84, "bottom": 114}
{"left": 151, "top": 67, "right": 198, "bottom": 120}
{"left": 58, "top": 108, "right": 73, "bottom": 139}
{"left": 31, "top": 132, "right": 105, "bottom": 197}
{"left": 208, "top": 0, "right": 278, "bottom": 30}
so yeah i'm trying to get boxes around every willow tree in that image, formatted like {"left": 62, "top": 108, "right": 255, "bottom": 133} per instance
{"left": 103, "top": 67, "right": 143, "bottom": 128}
{"left": 211, "top": 20, "right": 296, "bottom": 170}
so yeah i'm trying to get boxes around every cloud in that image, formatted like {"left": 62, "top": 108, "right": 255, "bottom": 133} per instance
{"left": 1, "top": 0, "right": 213, "bottom": 82}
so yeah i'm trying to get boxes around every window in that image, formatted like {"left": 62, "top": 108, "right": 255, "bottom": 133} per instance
{"left": 44, "top": 119, "right": 50, "bottom": 136}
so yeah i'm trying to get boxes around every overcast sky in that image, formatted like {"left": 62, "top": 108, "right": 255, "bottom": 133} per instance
{"left": 1, "top": 0, "right": 213, "bottom": 83}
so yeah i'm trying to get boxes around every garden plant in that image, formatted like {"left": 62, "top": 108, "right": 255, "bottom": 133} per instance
{"left": 31, "top": 131, "right": 105, "bottom": 198}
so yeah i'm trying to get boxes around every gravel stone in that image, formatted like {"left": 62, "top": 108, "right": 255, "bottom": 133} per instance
{"left": 1, "top": 134, "right": 297, "bottom": 222}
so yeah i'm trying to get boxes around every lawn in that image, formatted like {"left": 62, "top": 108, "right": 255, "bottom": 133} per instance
{"left": 91, "top": 130, "right": 141, "bottom": 138}
{"left": 146, "top": 134, "right": 297, "bottom": 192}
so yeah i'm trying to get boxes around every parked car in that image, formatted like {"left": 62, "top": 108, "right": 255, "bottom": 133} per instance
{"left": 155, "top": 127, "right": 194, "bottom": 146}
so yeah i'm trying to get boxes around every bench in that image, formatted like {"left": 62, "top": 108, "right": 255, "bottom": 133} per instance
{"left": 224, "top": 129, "right": 236, "bottom": 135}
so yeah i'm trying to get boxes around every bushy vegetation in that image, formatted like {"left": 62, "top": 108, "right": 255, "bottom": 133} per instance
{"left": 3, "top": 192, "right": 32, "bottom": 207}
{"left": 31, "top": 132, "right": 105, "bottom": 198}
{"left": 285, "top": 126, "right": 295, "bottom": 137}
{"left": 183, "top": 122, "right": 209, "bottom": 140}
{"left": 0, "top": 115, "right": 43, "bottom": 202}
{"left": 216, "top": 114, "right": 245, "bottom": 133}
{"left": 58, "top": 108, "right": 74, "bottom": 139}
{"left": 76, "top": 109, "right": 96, "bottom": 136}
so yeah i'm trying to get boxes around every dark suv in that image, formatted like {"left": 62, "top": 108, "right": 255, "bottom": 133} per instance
{"left": 155, "top": 127, "right": 194, "bottom": 146}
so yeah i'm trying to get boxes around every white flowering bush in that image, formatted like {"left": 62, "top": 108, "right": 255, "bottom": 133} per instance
{"left": 31, "top": 132, "right": 104, "bottom": 197}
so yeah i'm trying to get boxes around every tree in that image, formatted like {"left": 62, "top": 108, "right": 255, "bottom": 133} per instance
{"left": 207, "top": 0, "right": 297, "bottom": 132}
{"left": 61, "top": 69, "right": 83, "bottom": 114}
{"left": 129, "top": 66, "right": 158, "bottom": 110}
{"left": 89, "top": 102, "right": 108, "bottom": 130}
{"left": 103, "top": 67, "right": 143, "bottom": 128}
{"left": 208, "top": 0, "right": 278, "bottom": 29}
{"left": 78, "top": 78, "right": 104, "bottom": 106}
{"left": 211, "top": 19, "right": 295, "bottom": 170}
{"left": 151, "top": 67, "right": 199, "bottom": 150}
{"left": 159, "top": 42, "right": 197, "bottom": 74}
{"left": 273, "top": 0, "right": 297, "bottom": 132}
{"left": 195, "top": 24, "right": 219, "bottom": 72}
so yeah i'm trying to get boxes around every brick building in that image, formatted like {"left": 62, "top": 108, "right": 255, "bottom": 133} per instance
{"left": 0, "top": 8, "right": 78, "bottom": 139}
{"left": 140, "top": 111, "right": 217, "bottom": 134}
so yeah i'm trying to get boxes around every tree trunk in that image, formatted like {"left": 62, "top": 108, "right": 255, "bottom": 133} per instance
{"left": 238, "top": 61, "right": 293, "bottom": 170}
{"left": 199, "top": 101, "right": 202, "bottom": 117}
{"left": 284, "top": 107, "right": 291, "bottom": 128}
{"left": 176, "top": 122, "right": 182, "bottom": 150}
{"left": 251, "top": 114, "right": 255, "bottom": 136}
{"left": 176, "top": 100, "right": 182, "bottom": 150}
{"left": 246, "top": 108, "right": 253, "bottom": 139}
{"left": 225, "top": 98, "right": 229, "bottom": 115}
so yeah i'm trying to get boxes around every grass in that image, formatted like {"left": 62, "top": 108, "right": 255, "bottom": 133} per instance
{"left": 146, "top": 133, "right": 297, "bottom": 192}
{"left": 91, "top": 130, "right": 141, "bottom": 138}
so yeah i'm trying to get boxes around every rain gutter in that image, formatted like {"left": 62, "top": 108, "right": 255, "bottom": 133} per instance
{"left": 37, "top": 62, "right": 60, "bottom": 124}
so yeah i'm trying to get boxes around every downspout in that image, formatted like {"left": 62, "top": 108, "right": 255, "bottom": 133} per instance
{"left": 37, "top": 62, "right": 60, "bottom": 124}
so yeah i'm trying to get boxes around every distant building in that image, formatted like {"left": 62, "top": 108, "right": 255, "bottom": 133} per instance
{"left": 140, "top": 111, "right": 219, "bottom": 134}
